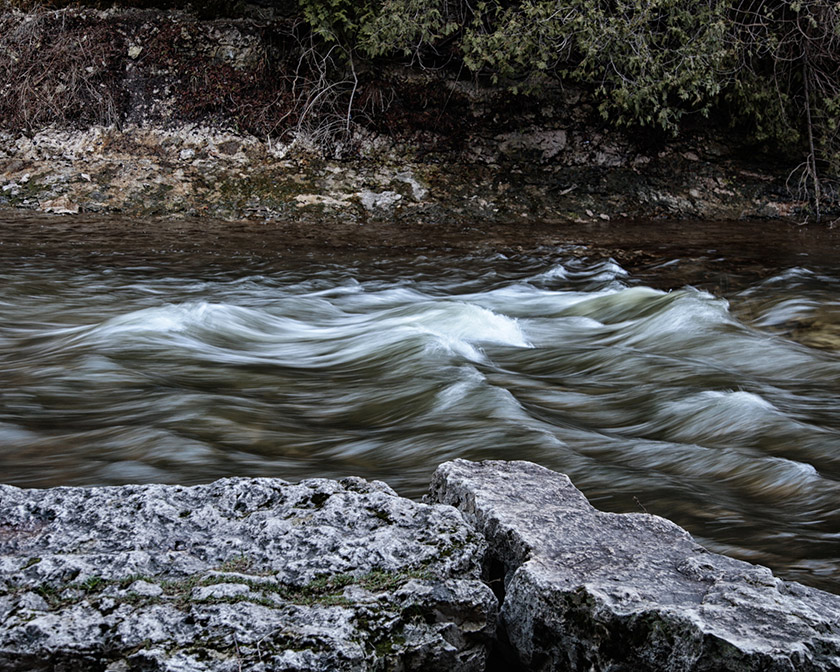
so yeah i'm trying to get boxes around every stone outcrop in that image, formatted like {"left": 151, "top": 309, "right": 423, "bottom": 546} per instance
{"left": 3, "top": 461, "right": 840, "bottom": 671}
{"left": 0, "top": 123, "right": 789, "bottom": 225}
{"left": 0, "top": 476, "right": 496, "bottom": 671}
{"left": 429, "top": 459, "right": 840, "bottom": 671}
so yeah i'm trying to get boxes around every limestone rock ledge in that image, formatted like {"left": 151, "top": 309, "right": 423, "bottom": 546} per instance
{"left": 429, "top": 459, "right": 840, "bottom": 672}
{"left": 0, "top": 476, "right": 495, "bottom": 671}
{"left": 3, "top": 462, "right": 840, "bottom": 671}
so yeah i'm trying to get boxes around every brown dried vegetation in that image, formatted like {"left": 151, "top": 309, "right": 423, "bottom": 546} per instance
{"left": 0, "top": 8, "right": 318, "bottom": 142}
{"left": 0, "top": 8, "right": 127, "bottom": 131}
{"left": 0, "top": 4, "right": 468, "bottom": 153}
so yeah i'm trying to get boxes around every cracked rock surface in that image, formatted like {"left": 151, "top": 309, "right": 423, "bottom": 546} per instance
{"left": 429, "top": 459, "right": 840, "bottom": 672}
{"left": 0, "top": 476, "right": 496, "bottom": 671}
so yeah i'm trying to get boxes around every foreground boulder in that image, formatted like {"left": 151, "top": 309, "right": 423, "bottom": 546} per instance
{"left": 4, "top": 461, "right": 840, "bottom": 671}
{"left": 430, "top": 459, "right": 840, "bottom": 672}
{"left": 0, "top": 477, "right": 496, "bottom": 671}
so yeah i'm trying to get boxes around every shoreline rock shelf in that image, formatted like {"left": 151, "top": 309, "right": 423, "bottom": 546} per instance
{"left": 0, "top": 6, "right": 819, "bottom": 225}
{"left": 431, "top": 460, "right": 840, "bottom": 671}
{"left": 0, "top": 476, "right": 496, "bottom": 671}
{"left": 2, "top": 461, "right": 839, "bottom": 671}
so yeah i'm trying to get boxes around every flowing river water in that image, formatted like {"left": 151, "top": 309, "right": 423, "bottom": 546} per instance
{"left": 1, "top": 213, "right": 839, "bottom": 594}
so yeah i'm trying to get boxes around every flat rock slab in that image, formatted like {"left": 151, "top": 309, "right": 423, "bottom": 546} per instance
{"left": 0, "top": 476, "right": 496, "bottom": 671}
{"left": 430, "top": 459, "right": 840, "bottom": 672}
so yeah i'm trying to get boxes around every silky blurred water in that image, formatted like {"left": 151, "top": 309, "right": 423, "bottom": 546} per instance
{"left": 1, "top": 216, "right": 840, "bottom": 593}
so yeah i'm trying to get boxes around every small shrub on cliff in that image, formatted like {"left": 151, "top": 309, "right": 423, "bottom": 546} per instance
{"left": 302, "top": 0, "right": 839, "bottom": 206}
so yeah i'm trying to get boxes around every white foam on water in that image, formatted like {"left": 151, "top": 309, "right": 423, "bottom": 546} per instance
{"left": 521, "top": 314, "right": 608, "bottom": 347}
{"left": 758, "top": 267, "right": 817, "bottom": 284}
{"left": 0, "top": 422, "right": 39, "bottom": 442}
{"left": 530, "top": 263, "right": 569, "bottom": 281}
{"left": 766, "top": 456, "right": 819, "bottom": 478}
{"left": 635, "top": 389, "right": 780, "bottom": 442}
{"left": 434, "top": 368, "right": 488, "bottom": 411}
{"left": 413, "top": 302, "right": 531, "bottom": 348}
{"left": 750, "top": 297, "right": 821, "bottom": 328}
{"left": 431, "top": 365, "right": 537, "bottom": 428}
{"left": 695, "top": 389, "right": 777, "bottom": 411}
{"left": 631, "top": 290, "right": 731, "bottom": 335}
{"left": 557, "top": 285, "right": 671, "bottom": 324}
{"left": 77, "top": 294, "right": 536, "bottom": 374}
{"left": 96, "top": 302, "right": 211, "bottom": 336}
{"left": 465, "top": 285, "right": 613, "bottom": 319}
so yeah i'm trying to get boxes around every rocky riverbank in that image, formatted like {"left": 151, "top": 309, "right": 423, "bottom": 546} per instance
{"left": 2, "top": 460, "right": 839, "bottom": 671}
{"left": 0, "top": 5, "right": 824, "bottom": 227}
{"left": 0, "top": 122, "right": 805, "bottom": 226}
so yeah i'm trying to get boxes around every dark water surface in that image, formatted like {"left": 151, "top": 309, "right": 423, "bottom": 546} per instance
{"left": 2, "top": 213, "right": 840, "bottom": 593}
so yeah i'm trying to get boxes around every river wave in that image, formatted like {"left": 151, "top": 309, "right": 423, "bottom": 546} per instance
{"left": 1, "top": 251, "right": 839, "bottom": 592}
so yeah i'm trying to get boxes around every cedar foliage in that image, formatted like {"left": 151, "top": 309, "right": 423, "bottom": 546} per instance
{"left": 303, "top": 0, "right": 840, "bottom": 209}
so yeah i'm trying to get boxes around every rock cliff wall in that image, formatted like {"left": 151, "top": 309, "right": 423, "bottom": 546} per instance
{"left": 0, "top": 6, "right": 817, "bottom": 225}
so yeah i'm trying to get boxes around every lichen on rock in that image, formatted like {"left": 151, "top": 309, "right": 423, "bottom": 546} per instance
{"left": 429, "top": 459, "right": 840, "bottom": 672}
{"left": 5, "top": 460, "right": 840, "bottom": 670}
{"left": 0, "top": 475, "right": 496, "bottom": 671}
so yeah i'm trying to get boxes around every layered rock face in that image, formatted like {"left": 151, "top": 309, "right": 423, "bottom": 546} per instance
{"left": 429, "top": 459, "right": 840, "bottom": 672}
{"left": 0, "top": 8, "right": 801, "bottom": 223}
{"left": 0, "top": 476, "right": 496, "bottom": 671}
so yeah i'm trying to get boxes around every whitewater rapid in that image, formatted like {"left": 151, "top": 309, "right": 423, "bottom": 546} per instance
{"left": 2, "top": 251, "right": 839, "bottom": 592}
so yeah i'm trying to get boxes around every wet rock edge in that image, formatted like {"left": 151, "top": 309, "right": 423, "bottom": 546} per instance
{"left": 429, "top": 459, "right": 840, "bottom": 672}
